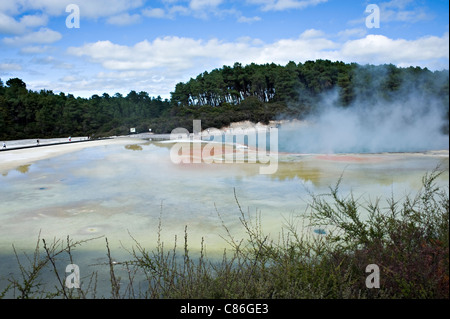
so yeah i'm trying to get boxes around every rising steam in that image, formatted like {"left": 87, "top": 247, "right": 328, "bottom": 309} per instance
{"left": 279, "top": 68, "right": 449, "bottom": 154}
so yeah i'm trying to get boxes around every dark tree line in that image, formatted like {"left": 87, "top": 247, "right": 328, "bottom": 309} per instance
{"left": 0, "top": 60, "right": 448, "bottom": 140}
{"left": 171, "top": 60, "right": 448, "bottom": 132}
{"left": 0, "top": 79, "right": 172, "bottom": 139}
{"left": 172, "top": 60, "right": 449, "bottom": 107}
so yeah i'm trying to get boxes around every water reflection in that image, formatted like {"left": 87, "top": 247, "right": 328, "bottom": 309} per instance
{"left": 16, "top": 164, "right": 31, "bottom": 174}
{"left": 1, "top": 164, "right": 32, "bottom": 176}
{"left": 125, "top": 144, "right": 143, "bottom": 151}
{"left": 0, "top": 140, "right": 448, "bottom": 258}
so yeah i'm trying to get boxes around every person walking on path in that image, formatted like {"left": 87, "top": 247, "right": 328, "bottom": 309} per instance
{"left": 2, "top": 142, "right": 6, "bottom": 149}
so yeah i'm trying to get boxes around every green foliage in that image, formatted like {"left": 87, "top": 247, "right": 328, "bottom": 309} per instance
{"left": 2, "top": 171, "right": 448, "bottom": 299}
{"left": 0, "top": 60, "right": 448, "bottom": 139}
{"left": 0, "top": 85, "right": 172, "bottom": 139}
{"left": 307, "top": 168, "right": 449, "bottom": 298}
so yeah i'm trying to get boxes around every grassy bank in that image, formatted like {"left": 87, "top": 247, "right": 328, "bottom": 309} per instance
{"left": 1, "top": 169, "right": 448, "bottom": 299}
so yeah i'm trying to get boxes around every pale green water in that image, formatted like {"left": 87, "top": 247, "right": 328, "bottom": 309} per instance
{"left": 0, "top": 139, "right": 448, "bottom": 297}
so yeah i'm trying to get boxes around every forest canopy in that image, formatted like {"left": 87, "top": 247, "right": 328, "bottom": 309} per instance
{"left": 0, "top": 60, "right": 448, "bottom": 140}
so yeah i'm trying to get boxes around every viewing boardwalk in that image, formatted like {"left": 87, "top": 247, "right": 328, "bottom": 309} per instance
{"left": 0, "top": 137, "right": 112, "bottom": 152}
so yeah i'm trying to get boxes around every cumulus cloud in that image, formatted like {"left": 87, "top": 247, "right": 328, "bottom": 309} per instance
{"left": 0, "top": 0, "right": 146, "bottom": 41}
{"left": 380, "top": 0, "right": 433, "bottom": 23}
{"left": 340, "top": 33, "right": 449, "bottom": 67}
{"left": 47, "top": 70, "right": 172, "bottom": 99}
{"left": 237, "top": 15, "right": 262, "bottom": 23}
{"left": 19, "top": 45, "right": 50, "bottom": 54}
{"left": 63, "top": 29, "right": 448, "bottom": 99}
{"left": 107, "top": 13, "right": 142, "bottom": 25}
{"left": 247, "top": 0, "right": 328, "bottom": 11}
{"left": 0, "top": 12, "right": 48, "bottom": 35}
{"left": 189, "top": 0, "right": 224, "bottom": 11}
{"left": 142, "top": 0, "right": 239, "bottom": 21}
{"left": 30, "top": 56, "right": 73, "bottom": 69}
{"left": 142, "top": 8, "right": 167, "bottom": 19}
{"left": 67, "top": 30, "right": 449, "bottom": 79}
{"left": 0, "top": 63, "right": 22, "bottom": 72}
{"left": 68, "top": 37, "right": 250, "bottom": 75}
{"left": 3, "top": 27, "right": 62, "bottom": 46}
{"left": 337, "top": 28, "right": 367, "bottom": 39}
{"left": 255, "top": 31, "right": 338, "bottom": 63}
{"left": 1, "top": 0, "right": 145, "bottom": 18}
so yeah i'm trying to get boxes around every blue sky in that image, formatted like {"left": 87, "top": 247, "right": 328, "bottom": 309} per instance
{"left": 0, "top": 0, "right": 448, "bottom": 99}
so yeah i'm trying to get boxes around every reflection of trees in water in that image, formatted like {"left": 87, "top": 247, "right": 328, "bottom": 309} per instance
{"left": 125, "top": 144, "right": 143, "bottom": 151}
{"left": 268, "top": 162, "right": 324, "bottom": 186}
{"left": 16, "top": 164, "right": 31, "bottom": 174}
{"left": 151, "top": 143, "right": 328, "bottom": 186}
{"left": 130, "top": 142, "right": 450, "bottom": 189}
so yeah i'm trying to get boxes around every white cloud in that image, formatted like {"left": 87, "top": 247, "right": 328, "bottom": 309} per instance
{"left": 189, "top": 0, "right": 223, "bottom": 11}
{"left": 67, "top": 37, "right": 249, "bottom": 73}
{"left": 49, "top": 70, "right": 173, "bottom": 99}
{"left": 0, "top": 0, "right": 222, "bottom": 23}
{"left": 20, "top": 14, "right": 49, "bottom": 28}
{"left": 35, "top": 29, "right": 445, "bottom": 98}
{"left": 142, "top": 8, "right": 167, "bottom": 19}
{"left": 348, "top": 0, "right": 433, "bottom": 27}
{"left": 0, "top": 1, "right": 21, "bottom": 15}
{"left": 67, "top": 31, "right": 449, "bottom": 91}
{"left": 141, "top": 0, "right": 235, "bottom": 20}
{"left": 0, "top": 0, "right": 145, "bottom": 19}
{"left": 255, "top": 32, "right": 338, "bottom": 63}
{"left": 107, "top": 13, "right": 142, "bottom": 25}
{"left": 341, "top": 33, "right": 449, "bottom": 67}
{"left": 19, "top": 45, "right": 51, "bottom": 54}
{"left": 29, "top": 56, "right": 73, "bottom": 69}
{"left": 299, "top": 28, "right": 325, "bottom": 39}
{"left": 0, "top": 63, "right": 22, "bottom": 71}
{"left": 61, "top": 75, "right": 79, "bottom": 82}
{"left": 0, "top": 13, "right": 25, "bottom": 35}
{"left": 65, "top": 31, "right": 344, "bottom": 83}
{"left": 247, "top": 0, "right": 328, "bottom": 11}
{"left": 238, "top": 15, "right": 262, "bottom": 23}
{"left": 358, "top": 0, "right": 434, "bottom": 24}
{"left": 0, "top": 12, "right": 48, "bottom": 35}
{"left": 30, "top": 56, "right": 56, "bottom": 64}
{"left": 168, "top": 5, "right": 191, "bottom": 17}
{"left": 337, "top": 28, "right": 367, "bottom": 39}
{"left": 3, "top": 27, "right": 62, "bottom": 46}
{"left": 142, "top": 6, "right": 191, "bottom": 20}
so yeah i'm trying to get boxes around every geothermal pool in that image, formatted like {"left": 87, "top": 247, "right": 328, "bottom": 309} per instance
{"left": 0, "top": 136, "right": 448, "bottom": 296}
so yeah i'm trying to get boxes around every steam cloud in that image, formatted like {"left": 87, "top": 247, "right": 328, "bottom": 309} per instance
{"left": 279, "top": 69, "right": 449, "bottom": 154}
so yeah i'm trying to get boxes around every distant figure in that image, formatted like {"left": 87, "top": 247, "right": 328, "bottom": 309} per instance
{"left": 2, "top": 142, "right": 6, "bottom": 149}
{"left": 69, "top": 136, "right": 72, "bottom": 142}
{"left": 37, "top": 139, "right": 40, "bottom": 145}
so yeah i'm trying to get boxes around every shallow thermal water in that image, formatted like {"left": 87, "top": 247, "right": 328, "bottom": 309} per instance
{"left": 0, "top": 138, "right": 448, "bottom": 296}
